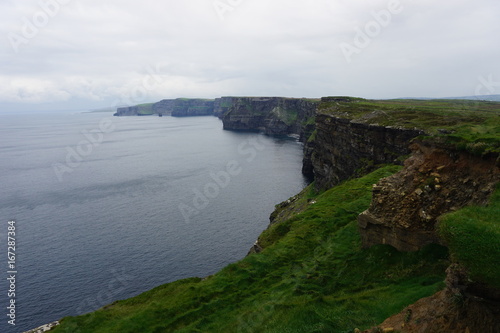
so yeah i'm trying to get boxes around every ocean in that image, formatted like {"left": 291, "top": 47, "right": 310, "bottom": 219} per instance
{"left": 0, "top": 112, "right": 307, "bottom": 332}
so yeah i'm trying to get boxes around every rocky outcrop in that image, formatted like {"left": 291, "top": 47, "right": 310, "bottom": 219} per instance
{"left": 221, "top": 97, "right": 318, "bottom": 138}
{"left": 358, "top": 140, "right": 499, "bottom": 252}
{"left": 308, "top": 98, "right": 424, "bottom": 191}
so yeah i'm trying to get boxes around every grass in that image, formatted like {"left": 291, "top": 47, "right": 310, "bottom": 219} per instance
{"left": 318, "top": 97, "right": 500, "bottom": 154}
{"left": 136, "top": 103, "right": 154, "bottom": 115}
{"left": 52, "top": 166, "right": 449, "bottom": 333}
{"left": 439, "top": 184, "right": 500, "bottom": 289}
{"left": 175, "top": 98, "right": 214, "bottom": 102}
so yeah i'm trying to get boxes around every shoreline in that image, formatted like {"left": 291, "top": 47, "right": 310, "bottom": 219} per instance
{"left": 22, "top": 321, "right": 59, "bottom": 333}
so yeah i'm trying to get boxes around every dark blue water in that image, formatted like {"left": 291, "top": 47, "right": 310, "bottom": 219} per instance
{"left": 0, "top": 112, "right": 307, "bottom": 332}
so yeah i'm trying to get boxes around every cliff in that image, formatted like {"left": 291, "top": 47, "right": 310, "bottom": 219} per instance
{"left": 113, "top": 98, "right": 215, "bottom": 116}
{"left": 170, "top": 99, "right": 215, "bottom": 117}
{"left": 264, "top": 96, "right": 500, "bottom": 331}
{"left": 309, "top": 106, "right": 424, "bottom": 190}
{"left": 220, "top": 96, "right": 318, "bottom": 139}
{"left": 49, "top": 97, "right": 500, "bottom": 333}
{"left": 213, "top": 97, "right": 235, "bottom": 118}
{"left": 305, "top": 97, "right": 500, "bottom": 190}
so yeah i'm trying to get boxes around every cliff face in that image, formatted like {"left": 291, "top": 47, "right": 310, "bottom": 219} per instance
{"left": 114, "top": 99, "right": 174, "bottom": 116}
{"left": 114, "top": 105, "right": 144, "bottom": 116}
{"left": 170, "top": 99, "right": 215, "bottom": 117}
{"left": 152, "top": 99, "right": 176, "bottom": 115}
{"left": 221, "top": 97, "right": 318, "bottom": 138}
{"left": 213, "top": 97, "right": 235, "bottom": 118}
{"left": 114, "top": 99, "right": 215, "bottom": 116}
{"left": 307, "top": 98, "right": 424, "bottom": 191}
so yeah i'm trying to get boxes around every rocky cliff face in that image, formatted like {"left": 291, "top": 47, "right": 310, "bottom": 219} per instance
{"left": 114, "top": 99, "right": 174, "bottom": 116}
{"left": 221, "top": 97, "right": 318, "bottom": 138}
{"left": 358, "top": 140, "right": 499, "bottom": 252}
{"left": 214, "top": 97, "right": 235, "bottom": 118}
{"left": 152, "top": 99, "right": 177, "bottom": 115}
{"left": 114, "top": 105, "right": 143, "bottom": 116}
{"left": 170, "top": 99, "right": 215, "bottom": 117}
{"left": 307, "top": 97, "right": 424, "bottom": 191}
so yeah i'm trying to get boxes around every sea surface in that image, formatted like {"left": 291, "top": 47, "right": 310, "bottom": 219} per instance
{"left": 0, "top": 112, "right": 307, "bottom": 332}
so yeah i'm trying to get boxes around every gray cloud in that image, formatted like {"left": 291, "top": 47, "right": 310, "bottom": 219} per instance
{"left": 1, "top": 0, "right": 499, "bottom": 111}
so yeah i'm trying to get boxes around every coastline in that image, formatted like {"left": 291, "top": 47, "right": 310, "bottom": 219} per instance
{"left": 22, "top": 321, "right": 59, "bottom": 333}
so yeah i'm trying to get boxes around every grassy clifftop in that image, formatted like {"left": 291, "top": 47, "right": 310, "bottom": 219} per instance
{"left": 318, "top": 97, "right": 500, "bottom": 154}
{"left": 53, "top": 166, "right": 449, "bottom": 332}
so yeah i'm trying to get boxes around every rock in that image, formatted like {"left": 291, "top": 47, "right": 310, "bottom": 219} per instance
{"left": 358, "top": 141, "right": 499, "bottom": 252}
{"left": 438, "top": 128, "right": 453, "bottom": 134}
{"left": 374, "top": 264, "right": 500, "bottom": 333}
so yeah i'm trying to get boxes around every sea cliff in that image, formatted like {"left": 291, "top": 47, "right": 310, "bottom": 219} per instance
{"left": 220, "top": 96, "right": 318, "bottom": 138}
{"left": 50, "top": 97, "right": 500, "bottom": 333}
{"left": 114, "top": 98, "right": 215, "bottom": 117}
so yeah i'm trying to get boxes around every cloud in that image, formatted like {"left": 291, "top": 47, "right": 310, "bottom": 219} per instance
{"left": 1, "top": 0, "right": 499, "bottom": 111}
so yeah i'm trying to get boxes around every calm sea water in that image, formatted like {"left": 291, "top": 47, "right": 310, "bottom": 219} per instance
{"left": 0, "top": 112, "right": 307, "bottom": 332}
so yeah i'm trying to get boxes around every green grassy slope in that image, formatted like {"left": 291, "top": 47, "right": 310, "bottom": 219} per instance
{"left": 53, "top": 166, "right": 449, "bottom": 333}
{"left": 439, "top": 185, "right": 500, "bottom": 289}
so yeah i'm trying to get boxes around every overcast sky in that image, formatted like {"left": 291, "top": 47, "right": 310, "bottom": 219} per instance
{"left": 1, "top": 0, "right": 499, "bottom": 112}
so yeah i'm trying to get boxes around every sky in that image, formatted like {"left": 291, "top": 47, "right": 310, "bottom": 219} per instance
{"left": 1, "top": 0, "right": 499, "bottom": 112}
